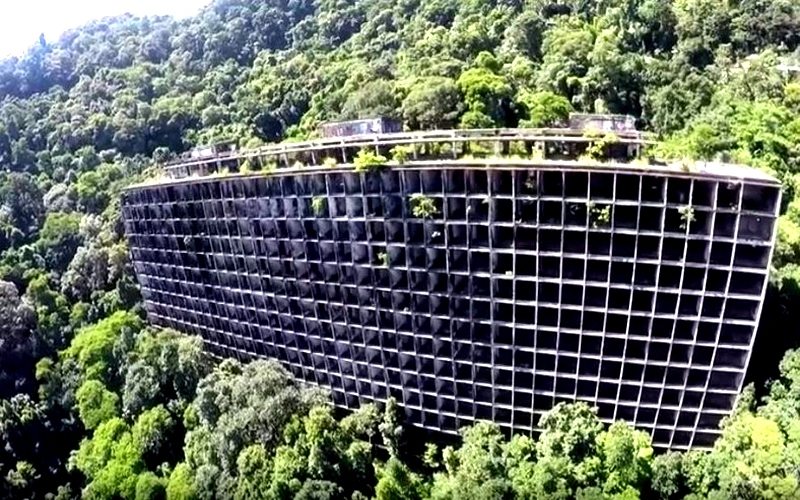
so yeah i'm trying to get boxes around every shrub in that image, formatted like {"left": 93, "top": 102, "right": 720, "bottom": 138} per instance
{"left": 409, "top": 193, "right": 439, "bottom": 218}
{"left": 587, "top": 201, "right": 611, "bottom": 228}
{"left": 311, "top": 196, "right": 326, "bottom": 216}
{"left": 390, "top": 146, "right": 413, "bottom": 164}
{"left": 377, "top": 252, "right": 389, "bottom": 267}
{"left": 353, "top": 149, "right": 388, "bottom": 172}
{"left": 679, "top": 205, "right": 695, "bottom": 230}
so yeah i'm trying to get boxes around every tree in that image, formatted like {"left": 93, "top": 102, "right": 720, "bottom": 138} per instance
{"left": 517, "top": 91, "right": 573, "bottom": 127}
{"left": 186, "top": 359, "right": 327, "bottom": 476}
{"left": 401, "top": 77, "right": 463, "bottom": 130}
{"left": 37, "top": 211, "right": 83, "bottom": 273}
{"left": 341, "top": 80, "right": 399, "bottom": 120}
{"left": 375, "top": 457, "right": 427, "bottom": 500}
{"left": 456, "top": 55, "right": 515, "bottom": 127}
{"left": 132, "top": 405, "right": 176, "bottom": 467}
{"left": 76, "top": 379, "right": 120, "bottom": 430}
{"left": 62, "top": 310, "right": 143, "bottom": 388}
{"left": 0, "top": 279, "right": 37, "bottom": 398}
{"left": 429, "top": 422, "right": 512, "bottom": 500}
{"left": 166, "top": 463, "right": 198, "bottom": 500}
{"left": 0, "top": 172, "right": 44, "bottom": 246}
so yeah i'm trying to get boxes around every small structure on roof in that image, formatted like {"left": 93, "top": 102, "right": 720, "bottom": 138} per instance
{"left": 188, "top": 141, "right": 237, "bottom": 159}
{"left": 568, "top": 113, "right": 638, "bottom": 133}
{"left": 318, "top": 117, "right": 402, "bottom": 138}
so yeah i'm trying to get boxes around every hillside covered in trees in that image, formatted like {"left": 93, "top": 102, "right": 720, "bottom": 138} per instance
{"left": 2, "top": 0, "right": 800, "bottom": 498}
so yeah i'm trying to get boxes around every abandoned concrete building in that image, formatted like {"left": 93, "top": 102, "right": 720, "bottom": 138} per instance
{"left": 121, "top": 127, "right": 781, "bottom": 449}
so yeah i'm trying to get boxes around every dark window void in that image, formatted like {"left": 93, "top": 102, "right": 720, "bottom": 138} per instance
{"left": 589, "top": 173, "right": 614, "bottom": 199}
{"left": 738, "top": 215, "right": 773, "bottom": 241}
{"left": 641, "top": 176, "right": 665, "bottom": 202}
{"left": 742, "top": 184, "right": 778, "bottom": 213}
{"left": 729, "top": 272, "right": 764, "bottom": 295}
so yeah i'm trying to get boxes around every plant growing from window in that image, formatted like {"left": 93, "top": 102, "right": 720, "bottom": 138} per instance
{"left": 377, "top": 252, "right": 389, "bottom": 268}
{"left": 524, "top": 171, "right": 537, "bottom": 193}
{"left": 353, "top": 149, "right": 388, "bottom": 172}
{"left": 679, "top": 205, "right": 695, "bottom": 230}
{"left": 263, "top": 161, "right": 277, "bottom": 174}
{"left": 390, "top": 145, "right": 412, "bottom": 164}
{"left": 311, "top": 196, "right": 326, "bottom": 216}
{"left": 587, "top": 201, "right": 611, "bottom": 228}
{"left": 409, "top": 193, "right": 439, "bottom": 218}
{"left": 582, "top": 132, "right": 619, "bottom": 162}
{"left": 509, "top": 141, "right": 528, "bottom": 156}
{"left": 323, "top": 157, "right": 338, "bottom": 167}
{"left": 239, "top": 159, "right": 252, "bottom": 173}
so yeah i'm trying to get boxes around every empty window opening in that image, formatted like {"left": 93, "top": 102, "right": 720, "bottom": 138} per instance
{"left": 686, "top": 240, "right": 709, "bottom": 264}
{"left": 738, "top": 215, "right": 773, "bottom": 241}
{"left": 589, "top": 173, "right": 614, "bottom": 199}
{"left": 679, "top": 295, "right": 700, "bottom": 315}
{"left": 564, "top": 172, "right": 588, "bottom": 198}
{"left": 715, "top": 348, "right": 747, "bottom": 369}
{"left": 610, "top": 261, "right": 634, "bottom": 284}
{"left": 734, "top": 244, "right": 770, "bottom": 268}
{"left": 470, "top": 251, "right": 490, "bottom": 273}
{"left": 609, "top": 288, "right": 631, "bottom": 310}
{"left": 662, "top": 237, "right": 685, "bottom": 261}
{"left": 585, "top": 286, "right": 607, "bottom": 307}
{"left": 705, "top": 269, "right": 729, "bottom": 293}
{"left": 564, "top": 231, "right": 586, "bottom": 253}
{"left": 562, "top": 284, "right": 583, "bottom": 305}
{"left": 655, "top": 293, "right": 678, "bottom": 314}
{"left": 729, "top": 272, "right": 764, "bottom": 295}
{"left": 540, "top": 171, "right": 563, "bottom": 197}
{"left": 600, "top": 360, "right": 622, "bottom": 378}
{"left": 708, "top": 371, "right": 740, "bottom": 390}
{"left": 667, "top": 178, "right": 691, "bottom": 204}
{"left": 579, "top": 358, "right": 600, "bottom": 377}
{"left": 634, "top": 264, "right": 657, "bottom": 286}
{"left": 539, "top": 307, "right": 559, "bottom": 327}
{"left": 539, "top": 257, "right": 560, "bottom": 278}
{"left": 558, "top": 355, "right": 578, "bottom": 373}
{"left": 561, "top": 309, "right": 582, "bottom": 329}
{"left": 598, "top": 382, "right": 618, "bottom": 399}
{"left": 691, "top": 346, "right": 714, "bottom": 366}
{"left": 447, "top": 197, "right": 467, "bottom": 220}
{"left": 719, "top": 323, "right": 753, "bottom": 345}
{"left": 632, "top": 290, "right": 654, "bottom": 312}
{"left": 606, "top": 314, "right": 628, "bottom": 335}
{"left": 658, "top": 266, "right": 682, "bottom": 289}
{"left": 536, "top": 352, "right": 557, "bottom": 370}
{"left": 626, "top": 341, "right": 646, "bottom": 359}
{"left": 615, "top": 174, "right": 640, "bottom": 201}
{"left": 492, "top": 226, "right": 514, "bottom": 248}
{"left": 614, "top": 205, "right": 639, "bottom": 230}
{"left": 682, "top": 267, "right": 705, "bottom": 290}
{"left": 742, "top": 184, "right": 778, "bottom": 213}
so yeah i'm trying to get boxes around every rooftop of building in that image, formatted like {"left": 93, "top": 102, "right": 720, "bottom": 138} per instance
{"left": 129, "top": 127, "right": 781, "bottom": 190}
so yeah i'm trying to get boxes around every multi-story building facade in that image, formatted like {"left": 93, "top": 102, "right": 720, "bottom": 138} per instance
{"left": 121, "top": 129, "right": 780, "bottom": 449}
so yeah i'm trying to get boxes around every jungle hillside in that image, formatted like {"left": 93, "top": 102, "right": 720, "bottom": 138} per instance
{"left": 2, "top": 0, "right": 800, "bottom": 498}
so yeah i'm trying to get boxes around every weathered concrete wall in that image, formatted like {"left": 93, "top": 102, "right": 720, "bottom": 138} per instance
{"left": 122, "top": 164, "right": 780, "bottom": 449}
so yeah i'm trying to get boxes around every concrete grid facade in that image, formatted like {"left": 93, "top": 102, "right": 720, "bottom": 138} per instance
{"left": 122, "top": 160, "right": 779, "bottom": 450}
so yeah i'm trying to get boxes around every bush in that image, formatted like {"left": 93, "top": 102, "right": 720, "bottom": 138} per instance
{"left": 353, "top": 149, "right": 388, "bottom": 173}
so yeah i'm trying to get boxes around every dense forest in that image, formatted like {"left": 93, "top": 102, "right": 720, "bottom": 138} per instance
{"left": 1, "top": 0, "right": 800, "bottom": 498}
